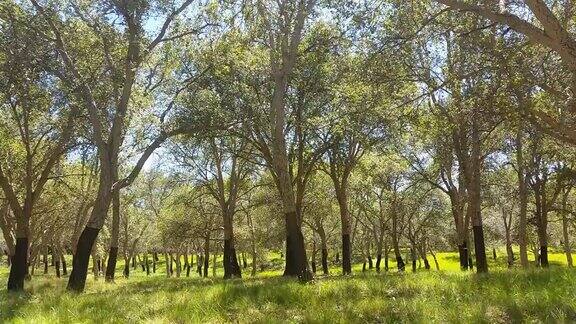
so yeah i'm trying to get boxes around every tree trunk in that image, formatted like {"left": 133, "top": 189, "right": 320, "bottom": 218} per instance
{"left": 43, "top": 247, "right": 48, "bottom": 274}
{"left": 197, "top": 254, "right": 203, "bottom": 276}
{"left": 145, "top": 253, "right": 150, "bottom": 275}
{"left": 67, "top": 226, "right": 100, "bottom": 292}
{"left": 562, "top": 207, "right": 573, "bottom": 267}
{"left": 7, "top": 237, "right": 28, "bottom": 291}
{"left": 469, "top": 117, "right": 488, "bottom": 273}
{"left": 411, "top": 247, "right": 417, "bottom": 272}
{"left": 164, "top": 253, "right": 170, "bottom": 277}
{"left": 203, "top": 236, "right": 210, "bottom": 278}
{"left": 122, "top": 256, "right": 129, "bottom": 278}
{"left": 61, "top": 251, "right": 67, "bottom": 275}
{"left": 391, "top": 208, "right": 404, "bottom": 272}
{"left": 105, "top": 192, "right": 121, "bottom": 282}
{"left": 335, "top": 187, "right": 352, "bottom": 275}
{"left": 505, "top": 230, "right": 515, "bottom": 268}
{"left": 223, "top": 212, "right": 242, "bottom": 279}
{"left": 516, "top": 127, "right": 529, "bottom": 268}
{"left": 54, "top": 250, "right": 61, "bottom": 278}
{"left": 282, "top": 212, "right": 311, "bottom": 280}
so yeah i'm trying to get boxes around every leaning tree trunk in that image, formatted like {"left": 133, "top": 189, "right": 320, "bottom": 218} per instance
{"left": 67, "top": 182, "right": 111, "bottom": 292}
{"left": 105, "top": 191, "right": 120, "bottom": 282}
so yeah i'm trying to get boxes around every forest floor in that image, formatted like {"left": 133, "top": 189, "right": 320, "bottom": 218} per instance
{"left": 0, "top": 251, "right": 575, "bottom": 323}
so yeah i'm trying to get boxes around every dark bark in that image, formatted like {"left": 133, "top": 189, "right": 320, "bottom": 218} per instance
{"left": 396, "top": 255, "right": 405, "bottom": 272}
{"left": 342, "top": 234, "right": 352, "bottom": 275}
{"left": 375, "top": 254, "right": 382, "bottom": 272}
{"left": 67, "top": 227, "right": 100, "bottom": 292}
{"left": 197, "top": 254, "right": 203, "bottom": 276}
{"left": 43, "top": 249, "right": 48, "bottom": 274}
{"left": 61, "top": 252, "right": 67, "bottom": 275}
{"left": 223, "top": 239, "right": 242, "bottom": 279}
{"left": 282, "top": 211, "right": 312, "bottom": 280}
{"left": 321, "top": 248, "right": 328, "bottom": 275}
{"left": 140, "top": 255, "right": 146, "bottom": 272}
{"left": 105, "top": 246, "right": 118, "bottom": 282}
{"left": 540, "top": 245, "right": 549, "bottom": 267}
{"left": 123, "top": 258, "right": 130, "bottom": 278}
{"left": 203, "top": 236, "right": 210, "bottom": 278}
{"left": 7, "top": 238, "right": 28, "bottom": 291}
{"left": 458, "top": 243, "right": 469, "bottom": 270}
{"left": 55, "top": 252, "right": 61, "bottom": 278}
{"left": 145, "top": 253, "right": 150, "bottom": 275}
{"left": 473, "top": 225, "right": 488, "bottom": 273}
{"left": 367, "top": 255, "right": 373, "bottom": 269}
{"left": 384, "top": 253, "right": 389, "bottom": 271}
{"left": 492, "top": 248, "right": 497, "bottom": 260}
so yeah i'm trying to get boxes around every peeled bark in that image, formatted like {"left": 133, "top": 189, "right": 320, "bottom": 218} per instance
{"left": 375, "top": 254, "right": 382, "bottom": 272}
{"left": 43, "top": 248, "right": 48, "bottom": 274}
{"left": 203, "top": 237, "right": 210, "bottom": 278}
{"left": 67, "top": 227, "right": 100, "bottom": 292}
{"left": 7, "top": 237, "right": 28, "bottom": 291}
{"left": 562, "top": 206, "right": 573, "bottom": 267}
{"left": 54, "top": 250, "right": 61, "bottom": 278}
{"left": 516, "top": 129, "right": 529, "bottom": 268}
{"left": 105, "top": 247, "right": 118, "bottom": 282}
{"left": 61, "top": 252, "right": 67, "bottom": 275}
{"left": 283, "top": 211, "right": 312, "bottom": 280}
{"left": 105, "top": 192, "right": 121, "bottom": 282}
{"left": 321, "top": 248, "right": 328, "bottom": 275}
{"left": 223, "top": 239, "right": 242, "bottom": 279}
{"left": 342, "top": 234, "right": 352, "bottom": 275}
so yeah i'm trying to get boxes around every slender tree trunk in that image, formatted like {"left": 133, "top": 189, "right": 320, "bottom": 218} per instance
{"left": 410, "top": 246, "right": 417, "bottom": 273}
{"left": 54, "top": 249, "right": 61, "bottom": 278}
{"left": 197, "top": 254, "right": 203, "bottom": 276}
{"left": 145, "top": 253, "right": 150, "bottom": 275}
{"left": 391, "top": 206, "right": 404, "bottom": 272}
{"left": 469, "top": 118, "right": 488, "bottom": 273}
{"left": 212, "top": 250, "right": 217, "bottom": 277}
{"left": 164, "top": 253, "right": 170, "bottom": 277}
{"left": 43, "top": 247, "right": 48, "bottom": 274}
{"left": 562, "top": 205, "right": 573, "bottom": 267}
{"left": 60, "top": 251, "right": 67, "bottom": 275}
{"left": 203, "top": 236, "right": 210, "bottom": 278}
{"left": 105, "top": 191, "right": 120, "bottom": 282}
{"left": 505, "top": 233, "right": 514, "bottom": 268}
{"left": 516, "top": 127, "right": 529, "bottom": 268}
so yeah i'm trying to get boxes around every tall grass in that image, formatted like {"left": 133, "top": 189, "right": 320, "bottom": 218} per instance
{"left": 0, "top": 252, "right": 575, "bottom": 323}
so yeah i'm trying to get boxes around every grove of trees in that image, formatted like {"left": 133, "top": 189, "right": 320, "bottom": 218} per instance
{"left": 1, "top": 0, "right": 576, "bottom": 293}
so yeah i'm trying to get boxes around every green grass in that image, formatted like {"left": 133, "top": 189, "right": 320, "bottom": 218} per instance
{"left": 0, "top": 251, "right": 575, "bottom": 323}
